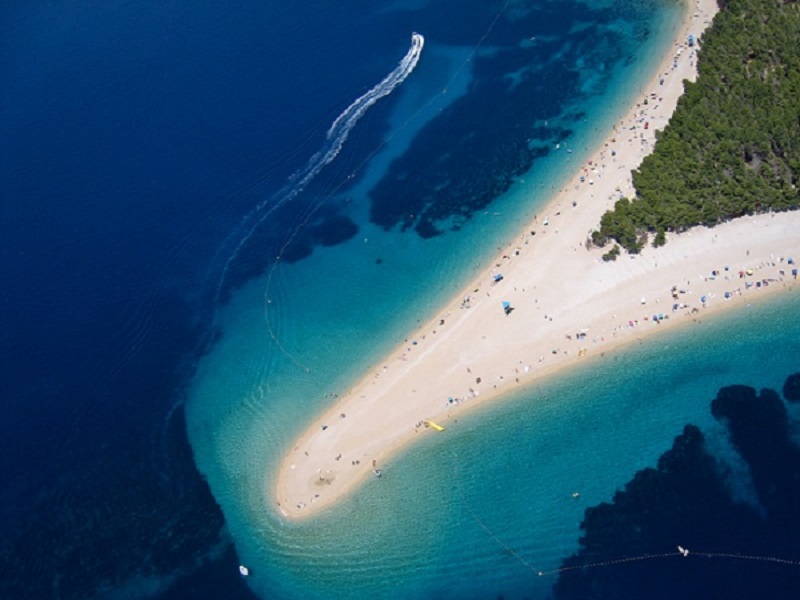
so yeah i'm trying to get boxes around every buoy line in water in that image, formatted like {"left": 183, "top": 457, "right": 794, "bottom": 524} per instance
{"left": 453, "top": 456, "right": 542, "bottom": 576}
{"left": 453, "top": 455, "right": 800, "bottom": 578}
{"left": 537, "top": 548, "right": 800, "bottom": 577}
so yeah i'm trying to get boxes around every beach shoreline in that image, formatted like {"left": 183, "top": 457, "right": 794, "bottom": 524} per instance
{"left": 272, "top": 0, "right": 799, "bottom": 520}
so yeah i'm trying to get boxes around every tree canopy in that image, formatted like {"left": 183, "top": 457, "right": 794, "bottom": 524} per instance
{"left": 593, "top": 0, "right": 800, "bottom": 254}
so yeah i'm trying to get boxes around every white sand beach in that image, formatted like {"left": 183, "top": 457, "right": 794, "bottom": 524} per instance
{"left": 274, "top": 0, "right": 800, "bottom": 519}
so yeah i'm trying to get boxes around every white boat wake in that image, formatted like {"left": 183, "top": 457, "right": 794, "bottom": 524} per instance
{"left": 214, "top": 33, "right": 425, "bottom": 300}
{"left": 285, "top": 32, "right": 425, "bottom": 206}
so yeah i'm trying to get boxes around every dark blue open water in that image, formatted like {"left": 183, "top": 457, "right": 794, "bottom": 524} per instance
{"left": 2, "top": 1, "right": 798, "bottom": 598}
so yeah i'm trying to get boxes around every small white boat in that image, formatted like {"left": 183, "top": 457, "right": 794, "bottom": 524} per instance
{"left": 239, "top": 565, "right": 250, "bottom": 576}
{"left": 373, "top": 469, "right": 382, "bottom": 478}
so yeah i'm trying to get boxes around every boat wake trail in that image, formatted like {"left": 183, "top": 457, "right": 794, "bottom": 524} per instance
{"left": 214, "top": 33, "right": 425, "bottom": 302}
{"left": 277, "top": 32, "right": 424, "bottom": 209}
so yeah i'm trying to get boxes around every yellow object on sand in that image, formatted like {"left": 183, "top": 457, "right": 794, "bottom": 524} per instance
{"left": 425, "top": 420, "right": 445, "bottom": 431}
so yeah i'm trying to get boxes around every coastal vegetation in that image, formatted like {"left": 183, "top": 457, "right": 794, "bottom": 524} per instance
{"left": 592, "top": 0, "right": 800, "bottom": 254}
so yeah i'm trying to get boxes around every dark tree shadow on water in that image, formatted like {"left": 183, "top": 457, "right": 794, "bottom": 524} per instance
{"left": 554, "top": 373, "right": 800, "bottom": 600}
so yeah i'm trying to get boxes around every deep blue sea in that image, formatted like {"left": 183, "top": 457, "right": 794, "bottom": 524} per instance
{"left": 2, "top": 1, "right": 799, "bottom": 599}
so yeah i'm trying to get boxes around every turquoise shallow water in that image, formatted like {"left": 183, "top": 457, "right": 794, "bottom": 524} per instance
{"left": 189, "top": 282, "right": 799, "bottom": 599}
{"left": 178, "top": 1, "right": 800, "bottom": 598}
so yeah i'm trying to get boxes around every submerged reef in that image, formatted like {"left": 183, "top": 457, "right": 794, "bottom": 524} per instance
{"left": 555, "top": 373, "right": 800, "bottom": 599}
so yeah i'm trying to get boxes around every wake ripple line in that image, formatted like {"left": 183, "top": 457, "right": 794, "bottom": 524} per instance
{"left": 214, "top": 32, "right": 425, "bottom": 301}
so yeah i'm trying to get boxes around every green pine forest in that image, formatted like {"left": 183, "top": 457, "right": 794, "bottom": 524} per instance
{"left": 592, "top": 0, "right": 800, "bottom": 257}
